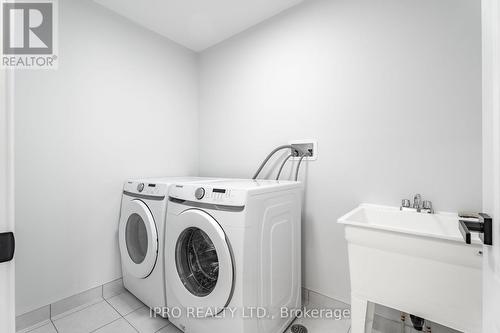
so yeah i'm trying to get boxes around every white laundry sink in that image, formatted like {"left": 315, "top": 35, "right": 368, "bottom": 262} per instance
{"left": 338, "top": 204, "right": 482, "bottom": 333}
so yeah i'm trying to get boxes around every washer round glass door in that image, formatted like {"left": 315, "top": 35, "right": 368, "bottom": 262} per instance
{"left": 173, "top": 209, "right": 233, "bottom": 314}
{"left": 119, "top": 199, "right": 158, "bottom": 278}
{"left": 176, "top": 227, "right": 220, "bottom": 297}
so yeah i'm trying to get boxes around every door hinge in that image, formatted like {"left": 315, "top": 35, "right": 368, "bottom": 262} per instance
{"left": 459, "top": 213, "right": 493, "bottom": 246}
{"left": 0, "top": 232, "right": 15, "bottom": 263}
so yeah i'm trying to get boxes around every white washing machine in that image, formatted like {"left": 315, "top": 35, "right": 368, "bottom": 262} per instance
{"left": 118, "top": 177, "right": 217, "bottom": 314}
{"left": 165, "top": 179, "right": 303, "bottom": 333}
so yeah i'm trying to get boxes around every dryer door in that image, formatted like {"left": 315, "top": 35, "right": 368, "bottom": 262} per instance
{"left": 173, "top": 209, "right": 233, "bottom": 315}
{"left": 119, "top": 199, "right": 158, "bottom": 278}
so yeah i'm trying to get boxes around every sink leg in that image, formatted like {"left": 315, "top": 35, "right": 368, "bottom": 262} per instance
{"left": 351, "top": 294, "right": 374, "bottom": 333}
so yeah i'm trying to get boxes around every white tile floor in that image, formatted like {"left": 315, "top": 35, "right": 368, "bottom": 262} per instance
{"left": 19, "top": 289, "right": 457, "bottom": 333}
{"left": 20, "top": 291, "right": 174, "bottom": 333}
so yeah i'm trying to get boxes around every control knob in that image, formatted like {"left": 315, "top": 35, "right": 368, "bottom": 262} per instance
{"left": 195, "top": 187, "right": 205, "bottom": 200}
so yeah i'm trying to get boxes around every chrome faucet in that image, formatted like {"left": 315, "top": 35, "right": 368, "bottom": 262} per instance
{"left": 400, "top": 194, "right": 434, "bottom": 213}
{"left": 413, "top": 194, "right": 422, "bottom": 209}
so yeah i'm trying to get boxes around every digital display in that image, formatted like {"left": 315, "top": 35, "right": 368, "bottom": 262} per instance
{"left": 212, "top": 188, "right": 226, "bottom": 193}
{"left": 148, "top": 184, "right": 156, "bottom": 187}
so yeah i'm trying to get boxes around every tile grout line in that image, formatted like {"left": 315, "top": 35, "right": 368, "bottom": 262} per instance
{"left": 101, "top": 297, "right": 122, "bottom": 318}
{"left": 50, "top": 318, "right": 59, "bottom": 333}
{"left": 19, "top": 320, "right": 54, "bottom": 333}
{"left": 102, "top": 296, "right": 140, "bottom": 333}
{"left": 121, "top": 315, "right": 140, "bottom": 333}
{"left": 102, "top": 291, "right": 142, "bottom": 317}
{"left": 120, "top": 303, "right": 170, "bottom": 333}
{"left": 147, "top": 303, "right": 171, "bottom": 333}
{"left": 87, "top": 317, "right": 123, "bottom": 333}
{"left": 48, "top": 302, "right": 60, "bottom": 333}
{"left": 153, "top": 320, "right": 172, "bottom": 333}
{"left": 50, "top": 298, "right": 105, "bottom": 323}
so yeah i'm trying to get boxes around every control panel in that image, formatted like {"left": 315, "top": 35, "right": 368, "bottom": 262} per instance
{"left": 169, "top": 184, "right": 246, "bottom": 207}
{"left": 123, "top": 181, "right": 168, "bottom": 197}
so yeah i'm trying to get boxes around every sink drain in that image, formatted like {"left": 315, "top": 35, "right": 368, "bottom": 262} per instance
{"left": 290, "top": 324, "right": 308, "bottom": 333}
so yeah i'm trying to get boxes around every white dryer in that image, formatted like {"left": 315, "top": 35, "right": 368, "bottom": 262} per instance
{"left": 165, "top": 179, "right": 302, "bottom": 333}
{"left": 118, "top": 177, "right": 216, "bottom": 314}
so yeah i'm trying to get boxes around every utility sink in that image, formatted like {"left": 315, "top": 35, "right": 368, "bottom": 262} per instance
{"left": 338, "top": 204, "right": 482, "bottom": 333}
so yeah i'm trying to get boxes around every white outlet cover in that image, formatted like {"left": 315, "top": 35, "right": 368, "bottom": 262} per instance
{"left": 289, "top": 140, "right": 318, "bottom": 161}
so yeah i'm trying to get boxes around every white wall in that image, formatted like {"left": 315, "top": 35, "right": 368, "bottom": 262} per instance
{"left": 198, "top": 0, "right": 482, "bottom": 303}
{"left": 1, "top": 69, "right": 16, "bottom": 331}
{"left": 481, "top": 0, "right": 500, "bottom": 331}
{"left": 14, "top": 0, "right": 199, "bottom": 314}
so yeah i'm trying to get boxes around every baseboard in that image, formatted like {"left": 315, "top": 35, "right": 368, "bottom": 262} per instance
{"left": 301, "top": 287, "right": 349, "bottom": 310}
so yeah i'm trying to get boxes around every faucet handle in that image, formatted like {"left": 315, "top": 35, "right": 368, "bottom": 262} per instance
{"left": 401, "top": 199, "right": 411, "bottom": 208}
{"left": 422, "top": 200, "right": 434, "bottom": 213}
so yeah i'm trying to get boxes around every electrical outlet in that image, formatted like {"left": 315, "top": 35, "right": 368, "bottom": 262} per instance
{"left": 289, "top": 140, "right": 317, "bottom": 160}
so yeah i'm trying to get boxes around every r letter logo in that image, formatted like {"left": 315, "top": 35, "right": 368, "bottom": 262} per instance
{"left": 2, "top": 0, "right": 58, "bottom": 69}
